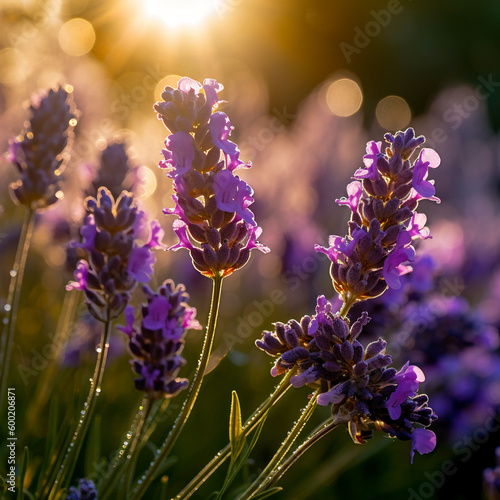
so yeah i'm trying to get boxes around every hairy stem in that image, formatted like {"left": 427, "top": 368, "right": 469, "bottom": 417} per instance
{"left": 48, "top": 309, "right": 112, "bottom": 499}
{"left": 266, "top": 419, "right": 338, "bottom": 489}
{"left": 236, "top": 390, "right": 319, "bottom": 500}
{"left": 0, "top": 208, "right": 35, "bottom": 415}
{"left": 174, "top": 369, "right": 296, "bottom": 500}
{"left": 128, "top": 275, "right": 224, "bottom": 500}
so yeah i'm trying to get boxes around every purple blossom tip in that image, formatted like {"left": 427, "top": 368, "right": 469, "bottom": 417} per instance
{"left": 411, "top": 428, "right": 437, "bottom": 463}
{"left": 383, "top": 231, "right": 415, "bottom": 289}
{"left": 412, "top": 148, "right": 441, "bottom": 200}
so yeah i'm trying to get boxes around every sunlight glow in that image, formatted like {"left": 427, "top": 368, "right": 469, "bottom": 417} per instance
{"left": 142, "top": 0, "right": 218, "bottom": 28}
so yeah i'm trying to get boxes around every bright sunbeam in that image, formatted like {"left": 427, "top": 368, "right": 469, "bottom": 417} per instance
{"left": 143, "top": 0, "right": 218, "bottom": 28}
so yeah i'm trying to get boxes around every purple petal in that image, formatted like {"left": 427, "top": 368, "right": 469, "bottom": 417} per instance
{"left": 209, "top": 112, "right": 246, "bottom": 171}
{"left": 168, "top": 220, "right": 194, "bottom": 251}
{"left": 213, "top": 170, "right": 256, "bottom": 226}
{"left": 411, "top": 428, "right": 437, "bottom": 463}
{"left": 66, "top": 260, "right": 89, "bottom": 291}
{"left": 335, "top": 181, "right": 362, "bottom": 212}
{"left": 178, "top": 77, "right": 202, "bottom": 93}
{"left": 127, "top": 246, "right": 155, "bottom": 282}
{"left": 143, "top": 295, "right": 171, "bottom": 330}
{"left": 117, "top": 305, "right": 136, "bottom": 336}
{"left": 160, "top": 131, "right": 195, "bottom": 178}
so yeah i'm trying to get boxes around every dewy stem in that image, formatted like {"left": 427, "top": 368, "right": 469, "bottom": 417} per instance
{"left": 174, "top": 368, "right": 296, "bottom": 500}
{"left": 0, "top": 208, "right": 35, "bottom": 416}
{"left": 48, "top": 308, "right": 112, "bottom": 499}
{"left": 128, "top": 274, "right": 224, "bottom": 500}
{"left": 266, "top": 419, "right": 338, "bottom": 489}
{"left": 236, "top": 390, "right": 319, "bottom": 500}
{"left": 119, "top": 397, "right": 153, "bottom": 499}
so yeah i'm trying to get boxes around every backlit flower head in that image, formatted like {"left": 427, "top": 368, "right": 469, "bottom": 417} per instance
{"left": 8, "top": 86, "right": 77, "bottom": 210}
{"left": 154, "top": 76, "right": 269, "bottom": 279}
{"left": 256, "top": 295, "right": 437, "bottom": 461}
{"left": 118, "top": 279, "right": 201, "bottom": 399}
{"left": 66, "top": 187, "right": 164, "bottom": 321}
{"left": 315, "top": 128, "right": 440, "bottom": 305}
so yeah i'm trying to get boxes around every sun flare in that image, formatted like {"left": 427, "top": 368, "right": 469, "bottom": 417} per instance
{"left": 142, "top": 0, "right": 218, "bottom": 28}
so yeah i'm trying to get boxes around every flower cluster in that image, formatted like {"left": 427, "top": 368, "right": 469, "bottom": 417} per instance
{"left": 86, "top": 142, "right": 138, "bottom": 199}
{"left": 119, "top": 280, "right": 201, "bottom": 398}
{"left": 8, "top": 86, "right": 77, "bottom": 210}
{"left": 257, "top": 296, "right": 437, "bottom": 461}
{"left": 66, "top": 478, "right": 97, "bottom": 500}
{"left": 315, "top": 128, "right": 440, "bottom": 304}
{"left": 352, "top": 254, "right": 500, "bottom": 441}
{"left": 154, "top": 77, "right": 269, "bottom": 278}
{"left": 67, "top": 187, "right": 164, "bottom": 321}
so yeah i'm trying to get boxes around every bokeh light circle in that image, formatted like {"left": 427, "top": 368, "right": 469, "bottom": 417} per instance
{"left": 58, "top": 18, "right": 95, "bottom": 57}
{"left": 325, "top": 78, "right": 363, "bottom": 117}
{"left": 376, "top": 95, "right": 412, "bottom": 130}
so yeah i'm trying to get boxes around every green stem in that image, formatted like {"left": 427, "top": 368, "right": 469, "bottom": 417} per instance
{"left": 339, "top": 294, "right": 356, "bottom": 318}
{"left": 26, "top": 290, "right": 80, "bottom": 433}
{"left": 48, "top": 308, "right": 112, "bottom": 499}
{"left": 119, "top": 397, "right": 153, "bottom": 499}
{"left": 99, "top": 399, "right": 165, "bottom": 500}
{"left": 0, "top": 208, "right": 35, "bottom": 415}
{"left": 128, "top": 275, "right": 224, "bottom": 500}
{"left": 265, "top": 419, "right": 338, "bottom": 489}
{"left": 174, "top": 368, "right": 296, "bottom": 500}
{"left": 236, "top": 390, "right": 319, "bottom": 500}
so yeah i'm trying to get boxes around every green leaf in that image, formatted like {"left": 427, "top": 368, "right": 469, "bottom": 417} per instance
{"left": 17, "top": 447, "right": 29, "bottom": 500}
{"left": 250, "top": 487, "right": 283, "bottom": 500}
{"left": 229, "top": 391, "right": 245, "bottom": 463}
{"left": 215, "top": 411, "right": 269, "bottom": 500}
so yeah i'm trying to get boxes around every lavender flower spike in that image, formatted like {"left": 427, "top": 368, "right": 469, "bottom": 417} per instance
{"left": 8, "top": 86, "right": 77, "bottom": 210}
{"left": 154, "top": 76, "right": 269, "bottom": 279}
{"left": 256, "top": 295, "right": 437, "bottom": 462}
{"left": 316, "top": 128, "right": 440, "bottom": 304}
{"left": 119, "top": 280, "right": 201, "bottom": 399}
{"left": 66, "top": 478, "right": 97, "bottom": 500}
{"left": 67, "top": 187, "right": 164, "bottom": 321}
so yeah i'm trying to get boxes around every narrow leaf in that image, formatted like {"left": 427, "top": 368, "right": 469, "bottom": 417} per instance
{"left": 250, "top": 487, "right": 283, "bottom": 499}
{"left": 229, "top": 391, "right": 245, "bottom": 462}
{"left": 17, "top": 447, "right": 29, "bottom": 500}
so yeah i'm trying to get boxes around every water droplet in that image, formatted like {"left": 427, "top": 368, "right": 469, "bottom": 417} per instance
{"left": 3, "top": 318, "right": 8, "bottom": 325}
{"left": 96, "top": 347, "right": 102, "bottom": 353}
{"left": 81, "top": 410, "right": 85, "bottom": 415}
{"left": 126, "top": 433, "right": 132, "bottom": 439}
{"left": 10, "top": 269, "right": 17, "bottom": 277}
{"left": 138, "top": 480, "right": 142, "bottom": 485}
{"left": 96, "top": 387, "right": 101, "bottom": 394}
{"left": 123, "top": 441, "right": 129, "bottom": 446}
{"left": 4, "top": 304, "right": 11, "bottom": 312}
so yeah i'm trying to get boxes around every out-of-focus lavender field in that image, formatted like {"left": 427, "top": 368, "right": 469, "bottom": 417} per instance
{"left": 1, "top": 1, "right": 500, "bottom": 499}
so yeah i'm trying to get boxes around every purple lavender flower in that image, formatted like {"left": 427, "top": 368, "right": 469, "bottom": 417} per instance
{"left": 256, "top": 295, "right": 437, "bottom": 461}
{"left": 350, "top": 253, "right": 500, "bottom": 442}
{"left": 67, "top": 187, "right": 163, "bottom": 321}
{"left": 7, "top": 86, "right": 77, "bottom": 210}
{"left": 315, "top": 128, "right": 440, "bottom": 304}
{"left": 66, "top": 478, "right": 97, "bottom": 500}
{"left": 87, "top": 142, "right": 138, "bottom": 199}
{"left": 154, "top": 76, "right": 269, "bottom": 279}
{"left": 118, "top": 280, "right": 201, "bottom": 398}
